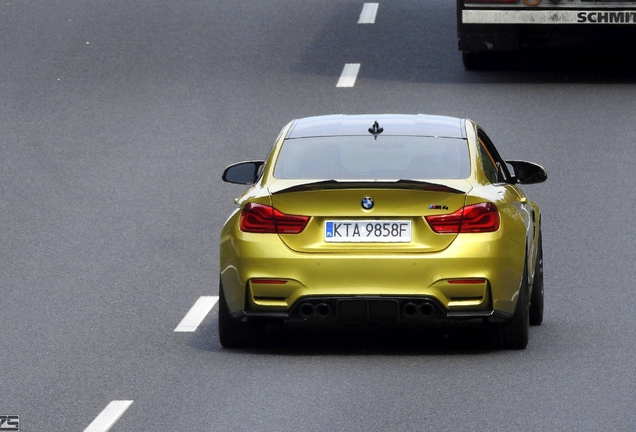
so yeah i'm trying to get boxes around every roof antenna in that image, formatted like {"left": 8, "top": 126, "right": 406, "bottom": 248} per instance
{"left": 368, "top": 121, "right": 383, "bottom": 139}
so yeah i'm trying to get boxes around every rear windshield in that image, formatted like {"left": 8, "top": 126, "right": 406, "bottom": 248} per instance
{"left": 273, "top": 136, "right": 470, "bottom": 180}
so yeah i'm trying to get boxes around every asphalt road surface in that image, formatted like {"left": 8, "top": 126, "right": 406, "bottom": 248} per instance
{"left": 1, "top": 0, "right": 635, "bottom": 431}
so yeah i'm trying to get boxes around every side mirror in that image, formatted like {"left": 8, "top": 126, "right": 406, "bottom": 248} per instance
{"left": 222, "top": 161, "right": 265, "bottom": 185}
{"left": 506, "top": 160, "right": 547, "bottom": 185}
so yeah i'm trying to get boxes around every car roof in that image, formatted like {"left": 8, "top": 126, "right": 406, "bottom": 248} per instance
{"left": 286, "top": 114, "right": 466, "bottom": 139}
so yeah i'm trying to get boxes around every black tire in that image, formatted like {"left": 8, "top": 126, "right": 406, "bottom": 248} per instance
{"left": 499, "top": 263, "right": 530, "bottom": 350}
{"left": 462, "top": 52, "right": 488, "bottom": 71}
{"left": 462, "top": 51, "right": 513, "bottom": 71}
{"left": 218, "top": 279, "right": 263, "bottom": 348}
{"left": 529, "top": 233, "right": 544, "bottom": 326}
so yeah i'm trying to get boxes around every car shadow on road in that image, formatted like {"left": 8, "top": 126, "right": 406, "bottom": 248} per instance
{"left": 267, "top": 321, "right": 501, "bottom": 355}
{"left": 198, "top": 320, "right": 503, "bottom": 356}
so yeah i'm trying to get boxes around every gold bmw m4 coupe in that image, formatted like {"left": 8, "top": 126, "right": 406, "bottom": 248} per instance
{"left": 219, "top": 114, "right": 546, "bottom": 349}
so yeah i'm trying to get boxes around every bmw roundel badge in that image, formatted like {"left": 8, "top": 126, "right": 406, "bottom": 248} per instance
{"left": 361, "top": 197, "right": 374, "bottom": 210}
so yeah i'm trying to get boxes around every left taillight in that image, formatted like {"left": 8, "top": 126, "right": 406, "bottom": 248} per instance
{"left": 426, "top": 202, "right": 500, "bottom": 234}
{"left": 239, "top": 203, "right": 310, "bottom": 234}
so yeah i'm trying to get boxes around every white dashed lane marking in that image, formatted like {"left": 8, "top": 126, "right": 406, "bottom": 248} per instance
{"left": 336, "top": 63, "right": 361, "bottom": 87}
{"left": 174, "top": 296, "right": 219, "bottom": 332}
{"left": 338, "top": 3, "right": 378, "bottom": 87}
{"left": 358, "top": 3, "right": 379, "bottom": 24}
{"left": 84, "top": 400, "right": 133, "bottom": 432}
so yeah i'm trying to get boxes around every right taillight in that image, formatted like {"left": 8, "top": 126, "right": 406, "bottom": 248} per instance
{"left": 426, "top": 202, "right": 500, "bottom": 234}
{"left": 239, "top": 203, "right": 309, "bottom": 234}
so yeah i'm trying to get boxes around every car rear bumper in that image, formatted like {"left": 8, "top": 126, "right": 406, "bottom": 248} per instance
{"left": 234, "top": 296, "right": 513, "bottom": 324}
{"left": 220, "top": 226, "right": 526, "bottom": 318}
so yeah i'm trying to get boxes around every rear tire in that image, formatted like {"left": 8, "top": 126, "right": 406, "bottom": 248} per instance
{"left": 499, "top": 263, "right": 530, "bottom": 350}
{"left": 462, "top": 52, "right": 488, "bottom": 70}
{"left": 529, "top": 233, "right": 544, "bottom": 326}
{"left": 462, "top": 51, "right": 513, "bottom": 71}
{"left": 218, "top": 279, "right": 263, "bottom": 348}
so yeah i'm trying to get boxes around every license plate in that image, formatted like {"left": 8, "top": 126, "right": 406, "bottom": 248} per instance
{"left": 325, "top": 220, "right": 411, "bottom": 243}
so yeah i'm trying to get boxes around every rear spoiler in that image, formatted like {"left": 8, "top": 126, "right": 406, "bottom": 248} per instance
{"left": 270, "top": 180, "right": 467, "bottom": 195}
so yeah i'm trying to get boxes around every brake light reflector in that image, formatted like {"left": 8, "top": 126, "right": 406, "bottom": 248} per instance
{"left": 250, "top": 279, "right": 288, "bottom": 284}
{"left": 240, "top": 203, "right": 309, "bottom": 234}
{"left": 448, "top": 278, "right": 487, "bottom": 284}
{"left": 426, "top": 202, "right": 500, "bottom": 234}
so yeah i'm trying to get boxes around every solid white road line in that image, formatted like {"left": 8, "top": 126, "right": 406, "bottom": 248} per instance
{"left": 174, "top": 296, "right": 219, "bottom": 332}
{"left": 84, "top": 400, "right": 133, "bottom": 432}
{"left": 358, "top": 3, "right": 379, "bottom": 24}
{"left": 336, "top": 63, "right": 361, "bottom": 87}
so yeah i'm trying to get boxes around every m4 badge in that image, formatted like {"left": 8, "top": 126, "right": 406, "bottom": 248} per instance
{"left": 429, "top": 204, "right": 449, "bottom": 210}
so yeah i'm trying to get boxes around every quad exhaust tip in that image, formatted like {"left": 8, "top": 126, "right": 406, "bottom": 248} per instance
{"left": 299, "top": 300, "right": 435, "bottom": 320}
{"left": 419, "top": 302, "right": 435, "bottom": 317}
{"left": 403, "top": 302, "right": 436, "bottom": 318}
{"left": 403, "top": 302, "right": 419, "bottom": 317}
{"left": 299, "top": 302, "right": 332, "bottom": 318}
{"left": 316, "top": 303, "right": 331, "bottom": 317}
{"left": 299, "top": 303, "right": 315, "bottom": 318}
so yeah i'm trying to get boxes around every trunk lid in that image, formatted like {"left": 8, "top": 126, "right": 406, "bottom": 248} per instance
{"left": 268, "top": 179, "right": 472, "bottom": 253}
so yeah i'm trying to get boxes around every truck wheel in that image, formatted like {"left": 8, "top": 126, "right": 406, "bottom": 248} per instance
{"left": 462, "top": 51, "right": 512, "bottom": 70}
{"left": 462, "top": 52, "right": 488, "bottom": 70}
